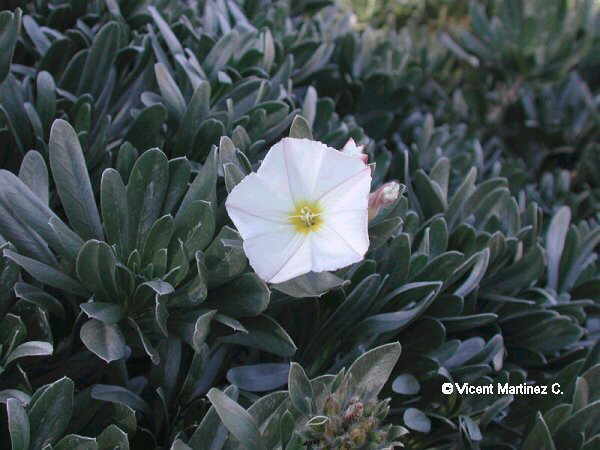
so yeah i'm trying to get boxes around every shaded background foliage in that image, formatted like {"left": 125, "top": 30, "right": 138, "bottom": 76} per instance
{"left": 0, "top": 0, "right": 599, "bottom": 449}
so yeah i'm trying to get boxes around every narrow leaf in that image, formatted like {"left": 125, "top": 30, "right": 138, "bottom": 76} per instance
{"left": 207, "top": 388, "right": 265, "bottom": 450}
{"left": 49, "top": 120, "right": 103, "bottom": 240}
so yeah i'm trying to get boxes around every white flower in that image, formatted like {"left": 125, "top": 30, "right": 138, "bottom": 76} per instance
{"left": 225, "top": 137, "right": 371, "bottom": 283}
{"left": 341, "top": 138, "right": 368, "bottom": 163}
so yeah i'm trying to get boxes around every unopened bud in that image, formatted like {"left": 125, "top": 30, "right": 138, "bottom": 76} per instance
{"left": 341, "top": 138, "right": 368, "bottom": 163}
{"left": 349, "top": 426, "right": 367, "bottom": 445}
{"left": 368, "top": 181, "right": 403, "bottom": 220}
{"left": 343, "top": 402, "right": 364, "bottom": 423}
{"left": 324, "top": 395, "right": 341, "bottom": 416}
{"left": 325, "top": 416, "right": 342, "bottom": 437}
{"left": 363, "top": 416, "right": 377, "bottom": 433}
{"left": 374, "top": 399, "right": 391, "bottom": 420}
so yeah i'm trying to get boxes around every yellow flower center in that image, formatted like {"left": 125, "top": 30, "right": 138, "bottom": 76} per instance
{"left": 289, "top": 201, "right": 323, "bottom": 234}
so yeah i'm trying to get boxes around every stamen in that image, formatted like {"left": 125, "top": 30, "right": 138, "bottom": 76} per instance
{"left": 300, "top": 206, "right": 317, "bottom": 226}
{"left": 289, "top": 202, "right": 323, "bottom": 233}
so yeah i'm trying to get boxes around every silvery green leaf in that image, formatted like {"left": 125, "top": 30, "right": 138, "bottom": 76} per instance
{"left": 126, "top": 148, "right": 169, "bottom": 248}
{"left": 177, "top": 148, "right": 218, "bottom": 216}
{"left": 289, "top": 115, "right": 312, "bottom": 140}
{"left": 18, "top": 151, "right": 48, "bottom": 205}
{"left": 125, "top": 104, "right": 167, "bottom": 152}
{"left": 53, "top": 434, "right": 97, "bottom": 450}
{"left": 204, "top": 31, "right": 239, "bottom": 77}
{"left": 141, "top": 215, "right": 174, "bottom": 264}
{"left": 347, "top": 342, "right": 401, "bottom": 399}
{"left": 287, "top": 362, "right": 313, "bottom": 416}
{"left": 454, "top": 248, "right": 489, "bottom": 297}
{"left": 170, "top": 439, "right": 191, "bottom": 450}
{"left": 403, "top": 407, "right": 431, "bottom": 433}
{"left": 355, "top": 290, "right": 437, "bottom": 338}
{"left": 49, "top": 120, "right": 103, "bottom": 241}
{"left": 14, "top": 282, "right": 65, "bottom": 319}
{"left": 97, "top": 425, "right": 129, "bottom": 450}
{"left": 100, "top": 169, "right": 131, "bottom": 257}
{"left": 189, "top": 385, "right": 238, "bottom": 450}
{"left": 392, "top": 374, "right": 420, "bottom": 395}
{"left": 204, "top": 227, "right": 247, "bottom": 289}
{"left": 148, "top": 6, "right": 184, "bottom": 55}
{"left": 522, "top": 412, "right": 556, "bottom": 450}
{"left": 76, "top": 240, "right": 119, "bottom": 303}
{"left": 193, "top": 310, "right": 217, "bottom": 352}
{"left": 115, "top": 142, "right": 138, "bottom": 184}
{"left": 0, "top": 9, "right": 21, "bottom": 83}
{"left": 5, "top": 341, "right": 52, "bottom": 366}
{"left": 0, "top": 390, "right": 30, "bottom": 406}
{"left": 80, "top": 319, "right": 127, "bottom": 363}
{"left": 155, "top": 63, "right": 186, "bottom": 119}
{"left": 77, "top": 22, "right": 120, "bottom": 98}
{"left": 414, "top": 170, "right": 447, "bottom": 217}
{"left": 226, "top": 364, "right": 290, "bottom": 392}
{"left": 442, "top": 313, "right": 498, "bottom": 333}
{"left": 301, "top": 87, "right": 317, "bottom": 128}
{"left": 80, "top": 303, "right": 123, "bottom": 325}
{"left": 91, "top": 384, "right": 151, "bottom": 415}
{"left": 128, "top": 318, "right": 160, "bottom": 365}
{"left": 172, "top": 82, "right": 211, "bottom": 158}
{"left": 223, "top": 163, "right": 246, "bottom": 193}
{"left": 219, "top": 315, "right": 296, "bottom": 357}
{"left": 0, "top": 164, "right": 69, "bottom": 265}
{"left": 272, "top": 271, "right": 348, "bottom": 298}
{"left": 206, "top": 388, "right": 265, "bottom": 450}
{"left": 5, "top": 249, "right": 88, "bottom": 297}
{"left": 206, "top": 273, "right": 268, "bottom": 318}
{"left": 6, "top": 397, "right": 30, "bottom": 450}
{"left": 28, "top": 377, "right": 74, "bottom": 450}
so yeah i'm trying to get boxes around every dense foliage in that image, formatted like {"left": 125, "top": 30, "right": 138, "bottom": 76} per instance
{"left": 0, "top": 0, "right": 599, "bottom": 449}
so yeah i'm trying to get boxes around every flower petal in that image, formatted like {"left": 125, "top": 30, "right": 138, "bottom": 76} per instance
{"left": 225, "top": 173, "right": 293, "bottom": 239}
{"left": 309, "top": 218, "right": 367, "bottom": 273}
{"left": 257, "top": 137, "right": 327, "bottom": 202}
{"left": 341, "top": 138, "right": 368, "bottom": 162}
{"left": 323, "top": 209, "right": 369, "bottom": 257}
{"left": 319, "top": 166, "right": 371, "bottom": 213}
{"left": 270, "top": 236, "right": 315, "bottom": 284}
{"left": 244, "top": 229, "right": 309, "bottom": 283}
{"left": 312, "top": 146, "right": 369, "bottom": 200}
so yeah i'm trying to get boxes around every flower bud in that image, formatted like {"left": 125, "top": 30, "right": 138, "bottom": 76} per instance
{"left": 343, "top": 402, "right": 364, "bottom": 423}
{"left": 325, "top": 416, "right": 342, "bottom": 437}
{"left": 341, "top": 138, "right": 368, "bottom": 163}
{"left": 324, "top": 394, "right": 341, "bottom": 416}
{"left": 363, "top": 416, "right": 377, "bottom": 433}
{"left": 374, "top": 398, "right": 391, "bottom": 420}
{"left": 350, "top": 426, "right": 367, "bottom": 445}
{"left": 368, "top": 181, "right": 403, "bottom": 220}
